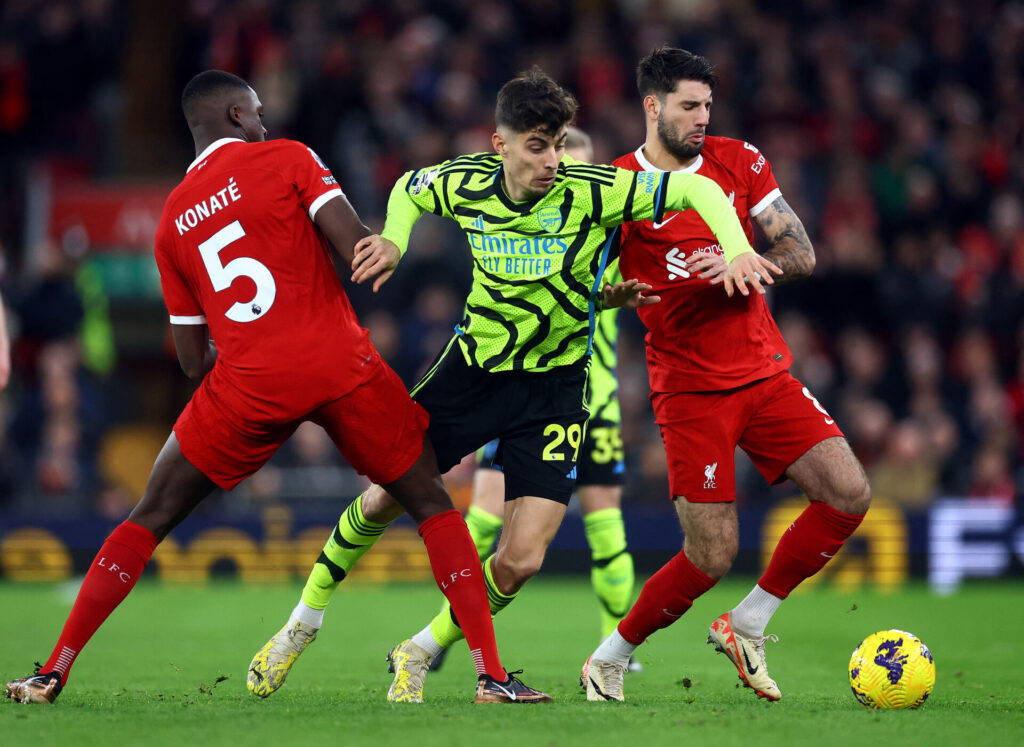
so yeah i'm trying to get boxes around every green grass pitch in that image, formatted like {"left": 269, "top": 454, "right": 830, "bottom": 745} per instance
{"left": 2, "top": 578, "right": 1022, "bottom": 746}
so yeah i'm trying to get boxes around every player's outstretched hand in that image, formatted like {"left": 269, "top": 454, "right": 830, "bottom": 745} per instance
{"left": 351, "top": 235, "right": 400, "bottom": 293}
{"left": 602, "top": 278, "right": 661, "bottom": 309}
{"left": 685, "top": 250, "right": 727, "bottom": 282}
{"left": 714, "top": 252, "right": 782, "bottom": 297}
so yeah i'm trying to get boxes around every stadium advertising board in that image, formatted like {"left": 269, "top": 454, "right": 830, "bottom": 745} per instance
{"left": 1, "top": 499, "right": 1020, "bottom": 592}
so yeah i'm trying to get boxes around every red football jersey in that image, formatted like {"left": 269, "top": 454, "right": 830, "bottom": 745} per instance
{"left": 615, "top": 136, "right": 792, "bottom": 392}
{"left": 155, "top": 138, "right": 374, "bottom": 422}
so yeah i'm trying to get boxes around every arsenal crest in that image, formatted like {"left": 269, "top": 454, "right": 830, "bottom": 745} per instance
{"left": 537, "top": 206, "right": 562, "bottom": 234}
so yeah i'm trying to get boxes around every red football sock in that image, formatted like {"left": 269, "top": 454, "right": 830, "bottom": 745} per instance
{"left": 618, "top": 549, "right": 716, "bottom": 645}
{"left": 418, "top": 510, "right": 506, "bottom": 681}
{"left": 42, "top": 521, "right": 158, "bottom": 684}
{"left": 758, "top": 500, "right": 865, "bottom": 599}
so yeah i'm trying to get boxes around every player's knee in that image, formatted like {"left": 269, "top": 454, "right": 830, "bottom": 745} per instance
{"left": 836, "top": 475, "right": 871, "bottom": 516}
{"left": 697, "top": 551, "right": 734, "bottom": 580}
{"left": 684, "top": 542, "right": 735, "bottom": 580}
{"left": 361, "top": 485, "right": 406, "bottom": 523}
{"left": 510, "top": 555, "right": 544, "bottom": 585}
{"left": 818, "top": 463, "right": 872, "bottom": 516}
{"left": 126, "top": 504, "right": 176, "bottom": 541}
{"left": 678, "top": 501, "right": 738, "bottom": 579}
{"left": 410, "top": 494, "right": 457, "bottom": 524}
{"left": 378, "top": 476, "right": 453, "bottom": 524}
{"left": 493, "top": 551, "right": 544, "bottom": 591}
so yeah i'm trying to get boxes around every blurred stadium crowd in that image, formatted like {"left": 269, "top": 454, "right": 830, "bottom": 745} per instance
{"left": 0, "top": 0, "right": 1021, "bottom": 517}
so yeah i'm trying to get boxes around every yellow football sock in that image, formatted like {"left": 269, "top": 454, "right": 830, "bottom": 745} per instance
{"left": 301, "top": 494, "right": 389, "bottom": 610}
{"left": 584, "top": 507, "right": 635, "bottom": 639}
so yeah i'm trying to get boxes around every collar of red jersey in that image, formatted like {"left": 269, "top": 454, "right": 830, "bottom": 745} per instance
{"left": 187, "top": 138, "right": 245, "bottom": 173}
{"left": 634, "top": 145, "right": 703, "bottom": 174}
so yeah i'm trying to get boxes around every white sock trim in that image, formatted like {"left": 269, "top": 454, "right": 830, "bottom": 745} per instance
{"left": 730, "top": 584, "right": 783, "bottom": 638}
{"left": 291, "top": 601, "right": 325, "bottom": 629}
{"left": 592, "top": 629, "right": 636, "bottom": 667}
{"left": 411, "top": 625, "right": 444, "bottom": 658}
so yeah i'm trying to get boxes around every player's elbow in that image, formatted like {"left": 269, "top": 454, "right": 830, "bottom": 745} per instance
{"left": 171, "top": 325, "right": 214, "bottom": 382}
{"left": 179, "top": 360, "right": 206, "bottom": 382}
{"left": 177, "top": 350, "right": 210, "bottom": 382}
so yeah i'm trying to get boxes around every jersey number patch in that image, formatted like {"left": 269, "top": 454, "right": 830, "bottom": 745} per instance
{"left": 589, "top": 426, "right": 624, "bottom": 464}
{"left": 542, "top": 423, "right": 583, "bottom": 462}
{"left": 198, "top": 220, "right": 277, "bottom": 322}
{"left": 801, "top": 386, "right": 835, "bottom": 425}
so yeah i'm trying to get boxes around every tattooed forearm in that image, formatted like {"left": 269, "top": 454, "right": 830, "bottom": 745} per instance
{"left": 756, "top": 197, "right": 815, "bottom": 283}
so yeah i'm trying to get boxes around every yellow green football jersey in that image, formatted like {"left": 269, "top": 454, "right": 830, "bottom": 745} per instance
{"left": 397, "top": 154, "right": 667, "bottom": 372}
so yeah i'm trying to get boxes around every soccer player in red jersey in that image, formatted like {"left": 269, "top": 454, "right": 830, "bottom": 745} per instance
{"left": 4, "top": 70, "right": 547, "bottom": 706}
{"left": 582, "top": 47, "right": 871, "bottom": 703}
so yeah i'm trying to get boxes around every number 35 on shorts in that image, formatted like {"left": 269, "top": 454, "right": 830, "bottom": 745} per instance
{"left": 589, "top": 426, "right": 624, "bottom": 464}
{"left": 542, "top": 423, "right": 583, "bottom": 462}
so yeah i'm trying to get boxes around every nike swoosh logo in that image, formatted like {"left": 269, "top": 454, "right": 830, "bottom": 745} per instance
{"left": 492, "top": 681, "right": 517, "bottom": 701}
{"left": 821, "top": 552, "right": 834, "bottom": 558}
{"left": 662, "top": 609, "right": 683, "bottom": 619}
{"left": 652, "top": 214, "right": 678, "bottom": 229}
{"left": 742, "top": 649, "right": 759, "bottom": 675}
{"left": 589, "top": 677, "right": 612, "bottom": 700}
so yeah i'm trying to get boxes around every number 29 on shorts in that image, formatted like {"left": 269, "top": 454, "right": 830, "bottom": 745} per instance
{"left": 542, "top": 423, "right": 583, "bottom": 462}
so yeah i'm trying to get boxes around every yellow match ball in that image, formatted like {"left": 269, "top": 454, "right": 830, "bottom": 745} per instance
{"left": 849, "top": 629, "right": 935, "bottom": 709}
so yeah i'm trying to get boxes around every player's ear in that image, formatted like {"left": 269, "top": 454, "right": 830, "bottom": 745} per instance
{"left": 491, "top": 131, "right": 505, "bottom": 155}
{"left": 228, "top": 104, "right": 242, "bottom": 127}
{"left": 643, "top": 94, "right": 660, "bottom": 121}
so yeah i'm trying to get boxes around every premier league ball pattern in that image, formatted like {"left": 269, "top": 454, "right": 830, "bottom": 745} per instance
{"left": 849, "top": 629, "right": 935, "bottom": 709}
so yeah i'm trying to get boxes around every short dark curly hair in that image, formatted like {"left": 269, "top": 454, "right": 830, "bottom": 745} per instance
{"left": 181, "top": 69, "right": 252, "bottom": 121}
{"left": 636, "top": 46, "right": 718, "bottom": 99}
{"left": 495, "top": 67, "right": 578, "bottom": 135}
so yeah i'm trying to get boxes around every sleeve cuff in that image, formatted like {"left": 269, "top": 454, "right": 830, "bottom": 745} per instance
{"left": 169, "top": 314, "right": 208, "bottom": 325}
{"left": 308, "top": 189, "right": 344, "bottom": 221}
{"left": 749, "top": 188, "right": 781, "bottom": 217}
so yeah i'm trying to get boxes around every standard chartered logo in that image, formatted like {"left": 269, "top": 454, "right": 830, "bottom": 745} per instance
{"left": 666, "top": 248, "right": 690, "bottom": 280}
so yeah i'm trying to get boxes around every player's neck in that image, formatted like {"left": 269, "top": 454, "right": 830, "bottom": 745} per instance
{"left": 192, "top": 125, "right": 246, "bottom": 159}
{"left": 641, "top": 138, "right": 697, "bottom": 172}
{"left": 502, "top": 176, "right": 527, "bottom": 202}
{"left": 193, "top": 137, "right": 216, "bottom": 157}
{"left": 501, "top": 173, "right": 538, "bottom": 203}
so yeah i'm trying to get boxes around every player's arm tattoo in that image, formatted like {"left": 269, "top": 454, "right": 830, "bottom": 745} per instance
{"left": 755, "top": 197, "right": 815, "bottom": 283}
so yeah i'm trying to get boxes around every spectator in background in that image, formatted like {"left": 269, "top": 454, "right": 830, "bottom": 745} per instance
{"left": 967, "top": 444, "right": 1015, "bottom": 504}
{"left": 1006, "top": 347, "right": 1024, "bottom": 448}
{"left": 840, "top": 396, "right": 894, "bottom": 471}
{"left": 777, "top": 311, "right": 835, "bottom": 404}
{"left": 0, "top": 288, "right": 9, "bottom": 390}
{"left": 0, "top": 284, "right": 18, "bottom": 503}
{"left": 7, "top": 240, "right": 107, "bottom": 506}
{"left": 870, "top": 419, "right": 940, "bottom": 509}
{"left": 835, "top": 326, "right": 906, "bottom": 415}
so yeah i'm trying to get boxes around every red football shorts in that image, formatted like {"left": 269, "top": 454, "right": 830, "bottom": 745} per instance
{"left": 651, "top": 371, "right": 844, "bottom": 503}
{"left": 174, "top": 353, "right": 429, "bottom": 490}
